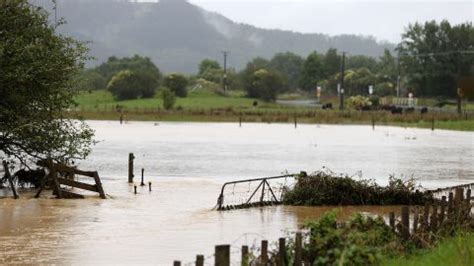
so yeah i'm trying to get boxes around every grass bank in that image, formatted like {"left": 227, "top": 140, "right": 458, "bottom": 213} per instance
{"left": 383, "top": 233, "right": 474, "bottom": 266}
{"left": 73, "top": 90, "right": 474, "bottom": 131}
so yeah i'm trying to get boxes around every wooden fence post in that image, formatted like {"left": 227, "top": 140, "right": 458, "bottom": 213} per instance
{"left": 413, "top": 208, "right": 419, "bottom": 233}
{"left": 389, "top": 212, "right": 395, "bottom": 231}
{"left": 454, "top": 188, "right": 464, "bottom": 221}
{"left": 2, "top": 161, "right": 18, "bottom": 199}
{"left": 278, "top": 238, "right": 287, "bottom": 266}
{"left": 294, "top": 113, "right": 297, "bottom": 129}
{"left": 439, "top": 196, "right": 447, "bottom": 224}
{"left": 294, "top": 232, "right": 302, "bottom": 266}
{"left": 140, "top": 168, "right": 145, "bottom": 186}
{"left": 261, "top": 240, "right": 269, "bottom": 264}
{"left": 465, "top": 189, "right": 472, "bottom": 220}
{"left": 241, "top": 245, "right": 249, "bottom": 266}
{"left": 173, "top": 261, "right": 181, "bottom": 266}
{"left": 196, "top": 255, "right": 204, "bottom": 266}
{"left": 239, "top": 112, "right": 242, "bottom": 127}
{"left": 401, "top": 206, "right": 410, "bottom": 240}
{"left": 128, "top": 153, "right": 135, "bottom": 183}
{"left": 430, "top": 202, "right": 438, "bottom": 231}
{"left": 422, "top": 203, "right": 430, "bottom": 231}
{"left": 215, "top": 245, "right": 230, "bottom": 266}
{"left": 448, "top": 192, "right": 454, "bottom": 221}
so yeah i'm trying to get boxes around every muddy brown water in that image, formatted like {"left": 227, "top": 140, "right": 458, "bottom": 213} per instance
{"left": 1, "top": 121, "right": 473, "bottom": 265}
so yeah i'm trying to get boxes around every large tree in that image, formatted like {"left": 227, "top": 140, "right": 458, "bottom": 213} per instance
{"left": 397, "top": 20, "right": 474, "bottom": 97}
{"left": 269, "top": 52, "right": 304, "bottom": 90}
{"left": 299, "top": 51, "right": 324, "bottom": 91}
{"left": 0, "top": 0, "right": 95, "bottom": 164}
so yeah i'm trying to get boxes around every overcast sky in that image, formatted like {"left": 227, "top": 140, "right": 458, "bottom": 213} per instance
{"left": 137, "top": 0, "right": 473, "bottom": 43}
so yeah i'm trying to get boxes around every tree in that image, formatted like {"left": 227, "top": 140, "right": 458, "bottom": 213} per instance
{"left": 161, "top": 87, "right": 176, "bottom": 110}
{"left": 107, "top": 70, "right": 157, "bottom": 100}
{"left": 163, "top": 73, "right": 189, "bottom": 97}
{"left": 397, "top": 20, "right": 474, "bottom": 97}
{"left": 299, "top": 51, "right": 324, "bottom": 91}
{"left": 96, "top": 54, "right": 162, "bottom": 84}
{"left": 377, "top": 49, "right": 398, "bottom": 82}
{"left": 0, "top": 0, "right": 95, "bottom": 164}
{"left": 269, "top": 52, "right": 303, "bottom": 90}
{"left": 346, "top": 55, "right": 378, "bottom": 72}
{"left": 198, "top": 59, "right": 221, "bottom": 75}
{"left": 322, "top": 48, "right": 341, "bottom": 79}
{"left": 75, "top": 69, "right": 107, "bottom": 91}
{"left": 245, "top": 69, "right": 286, "bottom": 101}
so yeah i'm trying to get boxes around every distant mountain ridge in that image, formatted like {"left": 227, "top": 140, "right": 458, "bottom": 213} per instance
{"left": 33, "top": 0, "right": 395, "bottom": 73}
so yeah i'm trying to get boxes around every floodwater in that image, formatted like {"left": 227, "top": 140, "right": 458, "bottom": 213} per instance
{"left": 1, "top": 121, "right": 473, "bottom": 265}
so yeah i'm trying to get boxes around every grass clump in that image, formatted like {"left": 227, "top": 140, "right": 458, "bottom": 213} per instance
{"left": 283, "top": 170, "right": 432, "bottom": 206}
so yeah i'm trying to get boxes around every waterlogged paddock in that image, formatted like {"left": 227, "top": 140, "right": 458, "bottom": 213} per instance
{"left": 1, "top": 121, "right": 473, "bottom": 264}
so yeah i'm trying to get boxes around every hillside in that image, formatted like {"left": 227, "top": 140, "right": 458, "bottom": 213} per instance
{"left": 33, "top": 0, "right": 395, "bottom": 73}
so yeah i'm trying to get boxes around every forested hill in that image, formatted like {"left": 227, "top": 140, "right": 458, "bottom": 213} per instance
{"left": 33, "top": 0, "right": 395, "bottom": 73}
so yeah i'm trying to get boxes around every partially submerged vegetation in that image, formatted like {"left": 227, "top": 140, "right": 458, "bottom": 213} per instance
{"left": 283, "top": 170, "right": 432, "bottom": 206}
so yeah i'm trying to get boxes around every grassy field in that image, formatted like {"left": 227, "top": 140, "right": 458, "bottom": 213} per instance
{"left": 383, "top": 233, "right": 474, "bottom": 266}
{"left": 73, "top": 90, "right": 474, "bottom": 131}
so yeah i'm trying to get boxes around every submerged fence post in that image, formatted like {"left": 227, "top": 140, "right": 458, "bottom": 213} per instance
{"left": 173, "top": 261, "right": 181, "bottom": 266}
{"left": 128, "top": 153, "right": 135, "bottom": 183}
{"left": 215, "top": 245, "right": 230, "bottom": 266}
{"left": 141, "top": 168, "right": 145, "bottom": 186}
{"left": 239, "top": 112, "right": 242, "bottom": 127}
{"left": 261, "top": 240, "right": 268, "bottom": 264}
{"left": 431, "top": 117, "right": 435, "bottom": 131}
{"left": 295, "top": 232, "right": 303, "bottom": 266}
{"left": 196, "top": 255, "right": 204, "bottom": 266}
{"left": 241, "top": 245, "right": 249, "bottom": 266}
{"left": 278, "top": 238, "right": 287, "bottom": 266}
{"left": 294, "top": 113, "right": 297, "bottom": 129}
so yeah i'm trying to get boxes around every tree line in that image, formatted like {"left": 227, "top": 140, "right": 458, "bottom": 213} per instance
{"left": 79, "top": 19, "right": 473, "bottom": 104}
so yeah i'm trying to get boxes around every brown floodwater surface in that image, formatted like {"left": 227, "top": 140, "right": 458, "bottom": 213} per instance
{"left": 1, "top": 121, "right": 473, "bottom": 265}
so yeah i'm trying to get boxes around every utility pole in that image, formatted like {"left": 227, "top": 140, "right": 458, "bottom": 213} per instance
{"left": 53, "top": 0, "right": 58, "bottom": 27}
{"left": 397, "top": 54, "right": 401, "bottom": 97}
{"left": 222, "top": 51, "right": 230, "bottom": 92}
{"left": 339, "top": 52, "right": 345, "bottom": 110}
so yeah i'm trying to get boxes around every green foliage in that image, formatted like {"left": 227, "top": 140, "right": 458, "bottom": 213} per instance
{"left": 161, "top": 87, "right": 176, "bottom": 110}
{"left": 198, "top": 59, "right": 221, "bottom": 75}
{"left": 245, "top": 69, "right": 286, "bottom": 101}
{"left": 96, "top": 54, "right": 162, "bottom": 83}
{"left": 323, "top": 48, "right": 341, "bottom": 79}
{"left": 283, "top": 170, "right": 432, "bottom": 206}
{"left": 347, "top": 95, "right": 372, "bottom": 110}
{"left": 346, "top": 55, "right": 378, "bottom": 72}
{"left": 107, "top": 70, "right": 157, "bottom": 100}
{"left": 398, "top": 20, "right": 474, "bottom": 97}
{"left": 345, "top": 68, "right": 376, "bottom": 95}
{"left": 304, "top": 211, "right": 402, "bottom": 266}
{"left": 375, "top": 82, "right": 396, "bottom": 96}
{"left": 0, "top": 0, "right": 95, "bottom": 163}
{"left": 269, "top": 52, "right": 304, "bottom": 90}
{"left": 300, "top": 51, "right": 324, "bottom": 91}
{"left": 163, "top": 73, "right": 189, "bottom": 97}
{"left": 75, "top": 69, "right": 107, "bottom": 91}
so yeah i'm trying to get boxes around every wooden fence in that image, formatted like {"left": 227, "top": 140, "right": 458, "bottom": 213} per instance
{"left": 174, "top": 188, "right": 473, "bottom": 266}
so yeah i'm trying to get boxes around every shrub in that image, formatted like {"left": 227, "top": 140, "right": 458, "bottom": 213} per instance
{"left": 283, "top": 170, "right": 432, "bottom": 206}
{"left": 163, "top": 73, "right": 189, "bottom": 97}
{"left": 161, "top": 87, "right": 176, "bottom": 110}
{"left": 107, "top": 70, "right": 157, "bottom": 100}
{"left": 347, "top": 95, "right": 372, "bottom": 110}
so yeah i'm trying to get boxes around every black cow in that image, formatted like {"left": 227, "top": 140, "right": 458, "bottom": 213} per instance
{"left": 13, "top": 169, "right": 45, "bottom": 188}
{"left": 391, "top": 107, "right": 403, "bottom": 114}
{"left": 322, "top": 103, "right": 333, "bottom": 110}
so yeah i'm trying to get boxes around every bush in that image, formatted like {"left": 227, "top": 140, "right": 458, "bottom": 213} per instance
{"left": 107, "top": 70, "right": 158, "bottom": 100}
{"left": 161, "top": 87, "right": 176, "bottom": 110}
{"left": 245, "top": 69, "right": 286, "bottom": 101}
{"left": 347, "top": 95, "right": 372, "bottom": 110}
{"left": 283, "top": 170, "right": 432, "bottom": 206}
{"left": 163, "top": 73, "right": 189, "bottom": 97}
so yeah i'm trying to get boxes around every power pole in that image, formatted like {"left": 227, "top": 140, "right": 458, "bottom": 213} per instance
{"left": 397, "top": 55, "right": 401, "bottom": 97}
{"left": 53, "top": 0, "right": 58, "bottom": 27}
{"left": 339, "top": 52, "right": 345, "bottom": 110}
{"left": 222, "top": 51, "right": 230, "bottom": 92}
